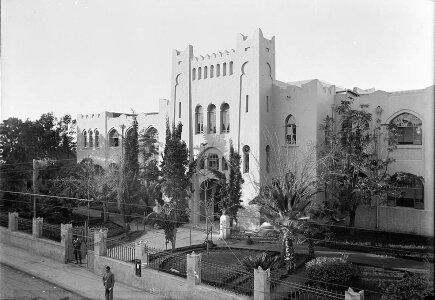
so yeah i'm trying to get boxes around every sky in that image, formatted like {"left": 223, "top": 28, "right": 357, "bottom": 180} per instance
{"left": 1, "top": 0, "right": 434, "bottom": 121}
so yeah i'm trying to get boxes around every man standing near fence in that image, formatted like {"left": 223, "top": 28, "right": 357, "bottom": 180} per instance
{"left": 72, "top": 235, "right": 82, "bottom": 264}
{"left": 103, "top": 266, "right": 115, "bottom": 300}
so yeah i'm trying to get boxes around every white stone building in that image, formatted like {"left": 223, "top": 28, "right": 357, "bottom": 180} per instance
{"left": 76, "top": 29, "right": 434, "bottom": 236}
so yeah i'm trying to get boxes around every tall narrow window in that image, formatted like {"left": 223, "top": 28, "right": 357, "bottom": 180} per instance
{"left": 229, "top": 61, "right": 233, "bottom": 75}
{"left": 109, "top": 129, "right": 120, "bottom": 147}
{"left": 220, "top": 103, "right": 230, "bottom": 133}
{"left": 210, "top": 65, "right": 214, "bottom": 78}
{"left": 208, "top": 154, "right": 219, "bottom": 170}
{"left": 266, "top": 145, "right": 270, "bottom": 173}
{"left": 266, "top": 96, "right": 269, "bottom": 112}
{"left": 83, "top": 131, "right": 87, "bottom": 148}
{"left": 198, "top": 67, "right": 202, "bottom": 80}
{"left": 285, "top": 115, "right": 297, "bottom": 144}
{"left": 192, "top": 68, "right": 196, "bottom": 80}
{"left": 243, "top": 145, "right": 250, "bottom": 173}
{"left": 223, "top": 63, "right": 227, "bottom": 76}
{"left": 207, "top": 104, "right": 216, "bottom": 133}
{"left": 95, "top": 130, "right": 100, "bottom": 147}
{"left": 195, "top": 105, "right": 204, "bottom": 134}
{"left": 179, "top": 102, "right": 181, "bottom": 118}
{"left": 89, "top": 130, "right": 94, "bottom": 148}
{"left": 216, "top": 64, "right": 220, "bottom": 77}
{"left": 389, "top": 113, "right": 422, "bottom": 145}
{"left": 204, "top": 66, "right": 208, "bottom": 79}
{"left": 246, "top": 95, "right": 249, "bottom": 113}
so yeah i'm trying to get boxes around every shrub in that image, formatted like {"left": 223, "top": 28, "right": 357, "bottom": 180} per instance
{"left": 305, "top": 255, "right": 359, "bottom": 289}
{"left": 379, "top": 271, "right": 434, "bottom": 300}
{"left": 241, "top": 252, "right": 280, "bottom": 272}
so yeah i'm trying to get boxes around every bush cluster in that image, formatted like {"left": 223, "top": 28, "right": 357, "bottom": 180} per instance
{"left": 379, "top": 271, "right": 434, "bottom": 300}
{"left": 305, "top": 255, "right": 359, "bottom": 289}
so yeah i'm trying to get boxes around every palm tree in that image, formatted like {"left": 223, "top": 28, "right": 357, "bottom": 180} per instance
{"left": 251, "top": 172, "right": 320, "bottom": 274}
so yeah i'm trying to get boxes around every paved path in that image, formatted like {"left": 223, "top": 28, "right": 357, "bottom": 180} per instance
{"left": 0, "top": 263, "right": 83, "bottom": 300}
{"left": 0, "top": 243, "right": 167, "bottom": 300}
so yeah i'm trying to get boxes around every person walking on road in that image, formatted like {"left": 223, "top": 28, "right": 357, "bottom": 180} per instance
{"left": 103, "top": 266, "right": 115, "bottom": 300}
{"left": 72, "top": 235, "right": 82, "bottom": 264}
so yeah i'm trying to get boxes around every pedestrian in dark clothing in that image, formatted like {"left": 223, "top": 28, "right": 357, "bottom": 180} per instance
{"left": 72, "top": 235, "right": 82, "bottom": 264}
{"left": 103, "top": 266, "right": 115, "bottom": 300}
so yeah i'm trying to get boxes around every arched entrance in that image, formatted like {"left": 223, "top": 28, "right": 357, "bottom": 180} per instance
{"left": 199, "top": 179, "right": 221, "bottom": 222}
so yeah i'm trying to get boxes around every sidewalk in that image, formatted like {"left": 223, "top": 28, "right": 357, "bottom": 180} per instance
{"left": 0, "top": 243, "right": 167, "bottom": 300}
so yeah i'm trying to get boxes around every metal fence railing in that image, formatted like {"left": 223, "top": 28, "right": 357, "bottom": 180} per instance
{"left": 271, "top": 278, "right": 344, "bottom": 300}
{"left": 41, "top": 223, "right": 61, "bottom": 242}
{"left": 17, "top": 217, "right": 32, "bottom": 234}
{"left": 0, "top": 213, "right": 8, "bottom": 228}
{"left": 106, "top": 239, "right": 135, "bottom": 262}
{"left": 201, "top": 261, "right": 254, "bottom": 296}
{"left": 146, "top": 245, "right": 187, "bottom": 278}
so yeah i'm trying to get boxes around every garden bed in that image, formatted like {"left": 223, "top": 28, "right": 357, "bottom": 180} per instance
{"left": 317, "top": 227, "right": 434, "bottom": 262}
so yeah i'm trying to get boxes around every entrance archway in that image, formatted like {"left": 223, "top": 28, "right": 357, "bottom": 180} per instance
{"left": 199, "top": 179, "right": 221, "bottom": 222}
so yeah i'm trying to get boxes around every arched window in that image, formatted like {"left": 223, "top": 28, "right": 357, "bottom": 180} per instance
{"left": 109, "top": 129, "right": 120, "bottom": 147}
{"left": 243, "top": 145, "right": 250, "bottom": 173}
{"left": 143, "top": 127, "right": 159, "bottom": 161}
{"left": 204, "top": 66, "right": 208, "bottom": 79}
{"left": 388, "top": 172, "right": 424, "bottom": 209}
{"left": 216, "top": 64, "right": 220, "bottom": 77}
{"left": 223, "top": 63, "right": 227, "bottom": 76}
{"left": 192, "top": 68, "right": 196, "bottom": 80}
{"left": 266, "top": 145, "right": 270, "bottom": 173}
{"left": 229, "top": 61, "right": 233, "bottom": 75}
{"left": 210, "top": 65, "right": 214, "bottom": 78}
{"left": 195, "top": 105, "right": 204, "bottom": 134}
{"left": 83, "top": 131, "right": 87, "bottom": 148}
{"left": 220, "top": 103, "right": 230, "bottom": 133}
{"left": 285, "top": 115, "right": 297, "bottom": 144}
{"left": 208, "top": 104, "right": 216, "bottom": 134}
{"left": 208, "top": 154, "right": 219, "bottom": 170}
{"left": 88, "top": 130, "right": 93, "bottom": 148}
{"left": 390, "top": 113, "right": 422, "bottom": 145}
{"left": 95, "top": 130, "right": 100, "bottom": 148}
{"left": 198, "top": 67, "right": 202, "bottom": 80}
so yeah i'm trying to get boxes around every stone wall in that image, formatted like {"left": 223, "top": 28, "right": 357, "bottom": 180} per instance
{"left": 93, "top": 255, "right": 249, "bottom": 300}
{"left": 0, "top": 227, "right": 65, "bottom": 262}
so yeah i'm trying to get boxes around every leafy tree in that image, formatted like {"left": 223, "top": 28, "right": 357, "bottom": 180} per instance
{"left": 322, "top": 97, "right": 398, "bottom": 235}
{"left": 139, "top": 127, "right": 159, "bottom": 163}
{"left": 145, "top": 201, "right": 179, "bottom": 251}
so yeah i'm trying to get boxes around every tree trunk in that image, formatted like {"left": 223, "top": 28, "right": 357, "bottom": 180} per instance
{"left": 284, "top": 235, "right": 296, "bottom": 274}
{"left": 102, "top": 202, "right": 108, "bottom": 223}
{"left": 171, "top": 227, "right": 177, "bottom": 251}
{"left": 349, "top": 208, "right": 357, "bottom": 236}
{"left": 308, "top": 232, "right": 315, "bottom": 259}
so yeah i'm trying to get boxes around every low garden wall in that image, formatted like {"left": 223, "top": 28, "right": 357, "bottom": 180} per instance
{"left": 355, "top": 205, "right": 434, "bottom": 236}
{"left": 93, "top": 254, "right": 249, "bottom": 300}
{"left": 0, "top": 226, "right": 65, "bottom": 262}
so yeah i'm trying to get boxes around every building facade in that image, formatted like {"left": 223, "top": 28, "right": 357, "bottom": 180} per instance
{"left": 76, "top": 29, "right": 434, "bottom": 236}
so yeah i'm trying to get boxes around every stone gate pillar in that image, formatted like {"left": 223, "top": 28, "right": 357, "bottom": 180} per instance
{"left": 187, "top": 251, "right": 201, "bottom": 285}
{"left": 135, "top": 240, "right": 149, "bottom": 268}
{"left": 32, "top": 217, "right": 43, "bottom": 237}
{"left": 220, "top": 214, "right": 230, "bottom": 239}
{"left": 8, "top": 212, "right": 18, "bottom": 231}
{"left": 94, "top": 229, "right": 107, "bottom": 256}
{"left": 61, "top": 223, "right": 73, "bottom": 263}
{"left": 254, "top": 266, "right": 270, "bottom": 300}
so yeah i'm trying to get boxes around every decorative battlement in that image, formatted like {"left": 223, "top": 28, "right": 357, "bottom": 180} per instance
{"left": 192, "top": 49, "right": 236, "bottom": 62}
{"left": 78, "top": 113, "right": 103, "bottom": 119}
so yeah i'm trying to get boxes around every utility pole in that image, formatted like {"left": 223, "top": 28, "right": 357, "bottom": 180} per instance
{"left": 32, "top": 159, "right": 37, "bottom": 218}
